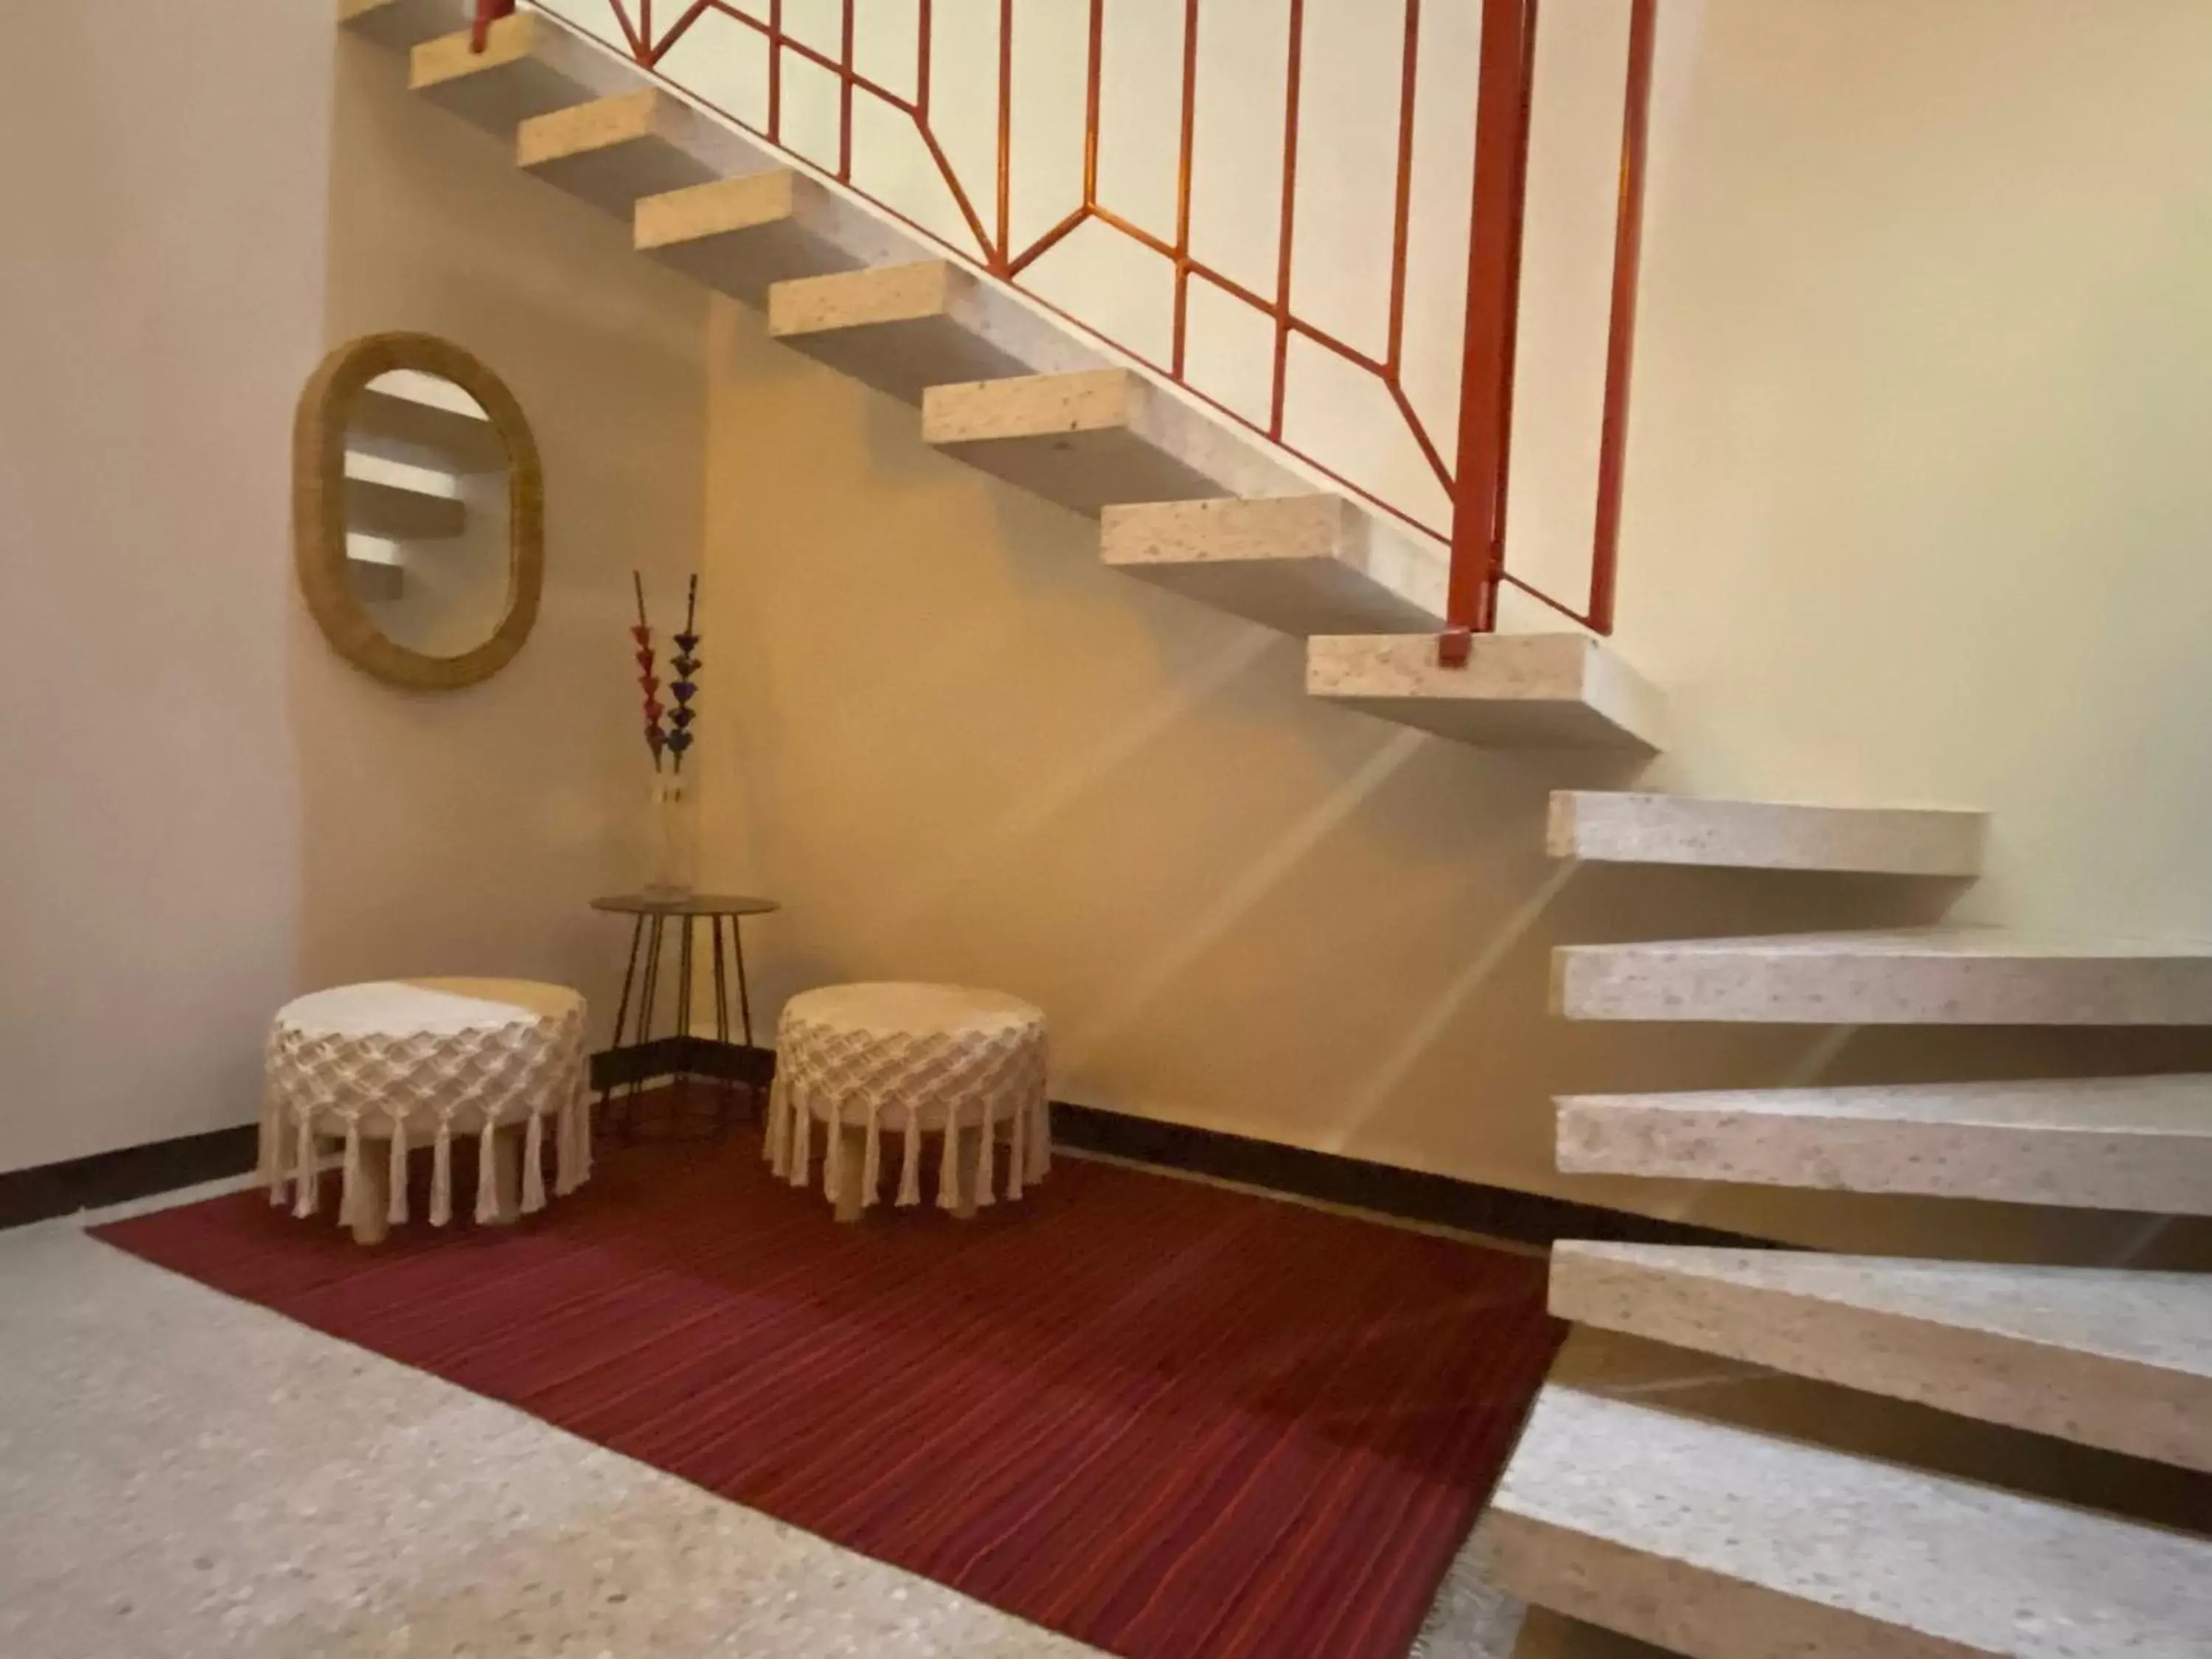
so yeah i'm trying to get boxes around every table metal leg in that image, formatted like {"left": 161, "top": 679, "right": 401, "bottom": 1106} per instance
{"left": 710, "top": 916, "right": 737, "bottom": 1133}
{"left": 623, "top": 913, "right": 667, "bottom": 1144}
{"left": 598, "top": 912, "right": 647, "bottom": 1119}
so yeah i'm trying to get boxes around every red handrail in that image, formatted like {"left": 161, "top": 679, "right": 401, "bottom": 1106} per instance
{"left": 471, "top": 0, "right": 515, "bottom": 52}
{"left": 545, "top": 0, "right": 1653, "bottom": 641}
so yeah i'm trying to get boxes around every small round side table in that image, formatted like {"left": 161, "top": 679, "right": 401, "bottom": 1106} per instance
{"left": 591, "top": 893, "right": 779, "bottom": 1141}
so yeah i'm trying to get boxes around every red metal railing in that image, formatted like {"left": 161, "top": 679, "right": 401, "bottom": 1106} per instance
{"left": 531, "top": 0, "right": 1653, "bottom": 641}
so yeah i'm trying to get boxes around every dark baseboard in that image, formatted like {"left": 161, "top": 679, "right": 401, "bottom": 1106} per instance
{"left": 0, "top": 1125, "right": 260, "bottom": 1232}
{"left": 1051, "top": 1102, "right": 1774, "bottom": 1251}
{"left": 14, "top": 1044, "right": 1758, "bottom": 1252}
{"left": 590, "top": 1037, "right": 776, "bottom": 1092}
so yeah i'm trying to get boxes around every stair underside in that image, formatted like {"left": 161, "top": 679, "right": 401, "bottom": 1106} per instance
{"left": 410, "top": 13, "right": 636, "bottom": 129}
{"left": 347, "top": 556, "right": 405, "bottom": 602}
{"left": 768, "top": 260, "right": 1105, "bottom": 404}
{"left": 344, "top": 476, "right": 464, "bottom": 540}
{"left": 1555, "top": 928, "right": 2212, "bottom": 1023}
{"left": 1486, "top": 1384, "right": 2212, "bottom": 1659}
{"left": 1556, "top": 1074, "right": 2212, "bottom": 1211}
{"left": 347, "top": 386, "right": 503, "bottom": 473}
{"left": 922, "top": 368, "right": 1307, "bottom": 515}
{"left": 1548, "top": 791, "right": 1987, "bottom": 874}
{"left": 635, "top": 172, "right": 919, "bottom": 305}
{"left": 338, "top": 0, "right": 469, "bottom": 51}
{"left": 1551, "top": 1242, "right": 2212, "bottom": 1470}
{"left": 516, "top": 90, "right": 767, "bottom": 213}
{"left": 1307, "top": 632, "right": 1665, "bottom": 750}
{"left": 1101, "top": 495, "right": 1443, "bottom": 636}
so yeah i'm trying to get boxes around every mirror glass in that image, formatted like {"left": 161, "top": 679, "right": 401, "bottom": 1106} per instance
{"left": 341, "top": 369, "right": 513, "bottom": 659}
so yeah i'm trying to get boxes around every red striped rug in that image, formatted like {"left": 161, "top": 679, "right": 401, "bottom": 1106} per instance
{"left": 96, "top": 1111, "right": 1560, "bottom": 1659}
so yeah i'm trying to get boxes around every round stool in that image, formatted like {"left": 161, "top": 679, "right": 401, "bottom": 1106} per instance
{"left": 259, "top": 978, "right": 591, "bottom": 1245}
{"left": 765, "top": 983, "right": 1049, "bottom": 1221}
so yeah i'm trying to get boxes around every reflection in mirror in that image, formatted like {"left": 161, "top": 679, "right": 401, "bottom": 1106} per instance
{"left": 342, "top": 369, "right": 512, "bottom": 659}
{"left": 295, "top": 333, "right": 541, "bottom": 691}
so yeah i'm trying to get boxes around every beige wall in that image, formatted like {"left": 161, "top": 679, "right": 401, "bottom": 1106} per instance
{"left": 0, "top": 11, "right": 705, "bottom": 1174}
{"left": 697, "top": 0, "right": 2212, "bottom": 1261}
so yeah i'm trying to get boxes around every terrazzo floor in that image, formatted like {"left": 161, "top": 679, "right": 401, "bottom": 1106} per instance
{"left": 0, "top": 1178, "right": 1541, "bottom": 1659}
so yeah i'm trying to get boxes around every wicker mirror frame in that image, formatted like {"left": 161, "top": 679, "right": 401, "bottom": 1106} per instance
{"left": 293, "top": 332, "right": 544, "bottom": 691}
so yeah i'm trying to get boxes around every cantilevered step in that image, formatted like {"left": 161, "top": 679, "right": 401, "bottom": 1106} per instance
{"left": 411, "top": 13, "right": 636, "bottom": 132}
{"left": 347, "top": 556, "right": 405, "bottom": 602}
{"left": 921, "top": 369, "right": 1303, "bottom": 518}
{"left": 1486, "top": 1385, "right": 2212, "bottom": 1659}
{"left": 1101, "top": 496, "right": 1444, "bottom": 636}
{"left": 1551, "top": 1243, "right": 2212, "bottom": 1471}
{"left": 338, "top": 0, "right": 470, "bottom": 52}
{"left": 1304, "top": 633, "right": 1664, "bottom": 751}
{"left": 344, "top": 476, "right": 464, "bottom": 540}
{"left": 1548, "top": 792, "right": 1986, "bottom": 875}
{"left": 1554, "top": 928, "right": 2212, "bottom": 1023}
{"left": 636, "top": 173, "right": 919, "bottom": 306}
{"left": 1555, "top": 1074, "right": 2212, "bottom": 1211}
{"left": 767, "top": 261, "right": 1103, "bottom": 405}
{"left": 348, "top": 385, "right": 504, "bottom": 473}
{"left": 517, "top": 90, "right": 768, "bottom": 214}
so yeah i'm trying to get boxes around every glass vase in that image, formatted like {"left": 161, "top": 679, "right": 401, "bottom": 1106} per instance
{"left": 645, "top": 772, "right": 698, "bottom": 900}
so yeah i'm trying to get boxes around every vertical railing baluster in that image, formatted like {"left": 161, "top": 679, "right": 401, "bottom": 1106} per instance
{"left": 1440, "top": 0, "right": 1537, "bottom": 663}
{"left": 1587, "top": 0, "right": 1656, "bottom": 636}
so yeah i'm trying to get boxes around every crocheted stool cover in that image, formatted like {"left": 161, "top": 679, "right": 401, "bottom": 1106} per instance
{"left": 766, "top": 982, "right": 1048, "bottom": 1218}
{"left": 259, "top": 978, "right": 590, "bottom": 1239}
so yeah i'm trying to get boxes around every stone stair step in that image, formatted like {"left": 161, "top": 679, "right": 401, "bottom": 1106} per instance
{"left": 1486, "top": 1383, "right": 2212, "bottom": 1659}
{"left": 1548, "top": 791, "right": 1986, "bottom": 874}
{"left": 1550, "top": 1242, "right": 2212, "bottom": 1471}
{"left": 410, "top": 13, "right": 639, "bottom": 133}
{"left": 338, "top": 0, "right": 471, "bottom": 52}
{"left": 347, "top": 385, "right": 505, "bottom": 473}
{"left": 635, "top": 172, "right": 922, "bottom": 306}
{"left": 767, "top": 260, "right": 1104, "bottom": 405}
{"left": 1304, "top": 633, "right": 1664, "bottom": 751}
{"left": 1100, "top": 496, "right": 1444, "bottom": 636}
{"left": 922, "top": 369, "right": 1304, "bottom": 518}
{"left": 1554, "top": 928, "right": 2212, "bottom": 1023}
{"left": 516, "top": 89, "right": 768, "bottom": 214}
{"left": 1555, "top": 1074, "right": 2212, "bottom": 1211}
{"left": 347, "top": 555, "right": 405, "bottom": 602}
{"left": 344, "top": 475, "right": 464, "bottom": 540}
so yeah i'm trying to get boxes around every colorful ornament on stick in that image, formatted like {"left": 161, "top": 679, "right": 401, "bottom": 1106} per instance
{"left": 629, "top": 571, "right": 703, "bottom": 771}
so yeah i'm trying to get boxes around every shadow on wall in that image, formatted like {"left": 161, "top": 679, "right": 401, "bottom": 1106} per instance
{"left": 694, "top": 300, "right": 2212, "bottom": 1267}
{"left": 288, "top": 38, "right": 706, "bottom": 1020}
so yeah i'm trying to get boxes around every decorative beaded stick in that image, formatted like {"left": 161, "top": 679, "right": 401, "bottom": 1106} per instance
{"left": 632, "top": 570, "right": 666, "bottom": 771}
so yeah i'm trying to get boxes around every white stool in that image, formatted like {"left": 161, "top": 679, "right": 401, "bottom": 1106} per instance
{"left": 765, "top": 983, "right": 1049, "bottom": 1221}
{"left": 260, "top": 978, "right": 591, "bottom": 1245}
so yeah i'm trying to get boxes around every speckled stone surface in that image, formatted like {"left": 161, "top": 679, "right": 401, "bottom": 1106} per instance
{"left": 1545, "top": 791, "right": 1987, "bottom": 874}
{"left": 1556, "top": 1074, "right": 2212, "bottom": 1211}
{"left": 1304, "top": 633, "right": 1666, "bottom": 751}
{"left": 1551, "top": 1242, "right": 2212, "bottom": 1471}
{"left": 922, "top": 369, "right": 1259, "bottom": 515}
{"left": 635, "top": 171, "right": 912, "bottom": 305}
{"left": 1552, "top": 928, "right": 2212, "bottom": 1024}
{"left": 767, "top": 260, "right": 1105, "bottom": 403}
{"left": 2, "top": 1186, "right": 1543, "bottom": 1659}
{"left": 410, "top": 13, "right": 639, "bottom": 133}
{"left": 1100, "top": 495, "right": 1445, "bottom": 635}
{"left": 0, "top": 1219, "right": 1105, "bottom": 1659}
{"left": 338, "top": 0, "right": 472, "bottom": 52}
{"left": 1486, "top": 1382, "right": 2212, "bottom": 1659}
{"left": 515, "top": 89, "right": 767, "bottom": 213}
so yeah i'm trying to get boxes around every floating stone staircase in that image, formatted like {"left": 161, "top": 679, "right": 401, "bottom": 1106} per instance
{"left": 1493, "top": 787, "right": 2212, "bottom": 1658}
{"left": 343, "top": 0, "right": 1660, "bottom": 750}
{"left": 339, "top": 8, "right": 2212, "bottom": 1651}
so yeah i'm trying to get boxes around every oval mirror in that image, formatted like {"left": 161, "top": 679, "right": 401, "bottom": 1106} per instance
{"left": 293, "top": 333, "right": 543, "bottom": 690}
